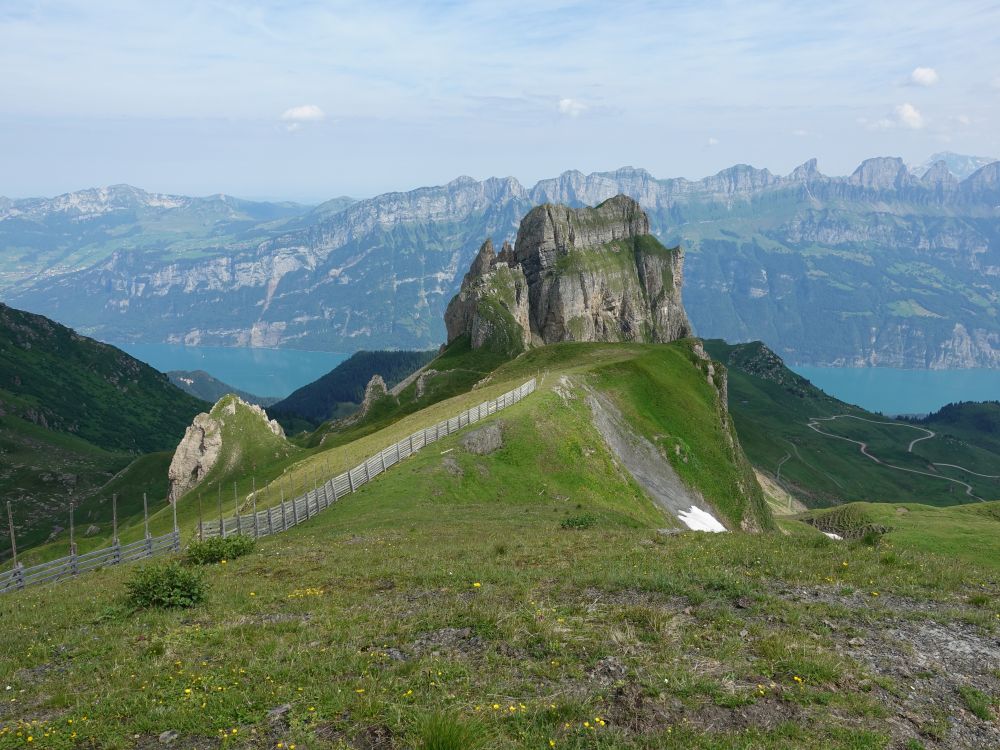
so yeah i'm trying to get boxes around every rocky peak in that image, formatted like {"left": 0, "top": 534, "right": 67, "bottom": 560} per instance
{"left": 960, "top": 161, "right": 1000, "bottom": 194}
{"left": 702, "top": 164, "right": 777, "bottom": 195}
{"left": 788, "top": 158, "right": 823, "bottom": 181}
{"left": 920, "top": 160, "right": 959, "bottom": 190}
{"left": 848, "top": 157, "right": 913, "bottom": 191}
{"left": 445, "top": 195, "right": 691, "bottom": 352}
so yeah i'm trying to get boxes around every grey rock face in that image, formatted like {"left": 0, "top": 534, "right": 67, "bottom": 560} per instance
{"left": 447, "top": 196, "right": 691, "bottom": 350}
{"left": 444, "top": 238, "right": 530, "bottom": 355}
{"left": 167, "top": 411, "right": 223, "bottom": 499}
{"left": 446, "top": 196, "right": 691, "bottom": 350}
{"left": 460, "top": 422, "right": 504, "bottom": 455}
{"left": 167, "top": 395, "right": 283, "bottom": 498}
{"left": 528, "top": 196, "right": 689, "bottom": 346}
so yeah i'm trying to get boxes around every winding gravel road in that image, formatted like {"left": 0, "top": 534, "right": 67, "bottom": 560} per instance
{"left": 804, "top": 414, "right": 987, "bottom": 501}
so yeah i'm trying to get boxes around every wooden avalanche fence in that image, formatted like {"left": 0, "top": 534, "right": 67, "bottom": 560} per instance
{"left": 199, "top": 378, "right": 537, "bottom": 540}
{"left": 0, "top": 530, "right": 180, "bottom": 595}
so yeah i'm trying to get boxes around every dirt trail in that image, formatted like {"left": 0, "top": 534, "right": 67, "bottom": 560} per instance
{"left": 805, "top": 414, "right": 984, "bottom": 500}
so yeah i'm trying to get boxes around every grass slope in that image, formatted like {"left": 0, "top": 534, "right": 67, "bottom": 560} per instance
{"left": 270, "top": 350, "right": 436, "bottom": 426}
{"left": 704, "top": 339, "right": 1000, "bottom": 506}
{"left": 0, "top": 302, "right": 206, "bottom": 452}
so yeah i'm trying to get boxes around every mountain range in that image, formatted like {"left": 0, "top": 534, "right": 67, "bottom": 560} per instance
{"left": 2, "top": 154, "right": 999, "bottom": 368}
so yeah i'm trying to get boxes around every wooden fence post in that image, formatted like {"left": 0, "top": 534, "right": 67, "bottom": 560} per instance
{"left": 218, "top": 482, "right": 225, "bottom": 539}
{"left": 198, "top": 491, "right": 204, "bottom": 542}
{"left": 171, "top": 489, "right": 180, "bottom": 551}
{"left": 6, "top": 502, "right": 17, "bottom": 572}
{"left": 280, "top": 486, "right": 288, "bottom": 531}
{"left": 143, "top": 492, "right": 152, "bottom": 557}
{"left": 234, "top": 482, "right": 242, "bottom": 536}
{"left": 251, "top": 475, "right": 259, "bottom": 540}
{"left": 112, "top": 493, "right": 121, "bottom": 564}
{"left": 69, "top": 501, "right": 77, "bottom": 575}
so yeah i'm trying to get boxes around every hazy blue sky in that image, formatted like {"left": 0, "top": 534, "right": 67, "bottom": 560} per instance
{"left": 2, "top": 1, "right": 999, "bottom": 202}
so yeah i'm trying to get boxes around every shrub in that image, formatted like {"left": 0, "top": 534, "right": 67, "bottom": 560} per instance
{"left": 560, "top": 513, "right": 598, "bottom": 530}
{"left": 126, "top": 561, "right": 207, "bottom": 609}
{"left": 186, "top": 535, "right": 256, "bottom": 565}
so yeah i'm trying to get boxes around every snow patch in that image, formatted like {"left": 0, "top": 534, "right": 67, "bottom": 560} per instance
{"left": 677, "top": 506, "right": 727, "bottom": 533}
{"left": 822, "top": 532, "right": 844, "bottom": 540}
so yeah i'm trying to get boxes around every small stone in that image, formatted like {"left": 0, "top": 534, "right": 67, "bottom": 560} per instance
{"left": 158, "top": 731, "right": 178, "bottom": 745}
{"left": 848, "top": 637, "right": 866, "bottom": 646}
{"left": 267, "top": 704, "right": 292, "bottom": 723}
{"left": 739, "top": 629, "right": 749, "bottom": 638}
{"left": 735, "top": 596, "right": 752, "bottom": 609}
{"left": 459, "top": 422, "right": 504, "bottom": 455}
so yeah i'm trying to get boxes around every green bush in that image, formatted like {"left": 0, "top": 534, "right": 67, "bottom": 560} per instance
{"left": 561, "top": 513, "right": 598, "bottom": 530}
{"left": 186, "top": 535, "right": 256, "bottom": 565}
{"left": 125, "top": 561, "right": 207, "bottom": 609}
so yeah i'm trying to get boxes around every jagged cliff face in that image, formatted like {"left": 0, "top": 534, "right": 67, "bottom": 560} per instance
{"left": 445, "top": 196, "right": 691, "bottom": 351}
{"left": 444, "top": 238, "right": 530, "bottom": 355}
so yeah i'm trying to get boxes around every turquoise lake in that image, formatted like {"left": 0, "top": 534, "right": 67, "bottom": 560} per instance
{"left": 117, "top": 343, "right": 350, "bottom": 399}
{"left": 791, "top": 366, "right": 1000, "bottom": 416}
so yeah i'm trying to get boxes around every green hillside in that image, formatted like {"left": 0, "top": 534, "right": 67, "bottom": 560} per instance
{"left": 167, "top": 370, "right": 278, "bottom": 408}
{"left": 704, "top": 339, "right": 1000, "bottom": 506}
{"left": 0, "top": 303, "right": 206, "bottom": 452}
{"left": 270, "top": 349, "right": 436, "bottom": 425}
{"left": 0, "top": 303, "right": 206, "bottom": 558}
{"left": 0, "top": 342, "right": 997, "bottom": 749}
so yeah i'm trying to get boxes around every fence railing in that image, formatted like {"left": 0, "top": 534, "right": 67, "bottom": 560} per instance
{"left": 199, "top": 378, "right": 537, "bottom": 540}
{"left": 0, "top": 530, "right": 180, "bottom": 595}
{"left": 0, "top": 377, "right": 537, "bottom": 595}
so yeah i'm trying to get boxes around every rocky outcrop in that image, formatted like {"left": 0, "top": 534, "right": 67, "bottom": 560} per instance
{"left": 446, "top": 195, "right": 691, "bottom": 351}
{"left": 327, "top": 375, "right": 398, "bottom": 435}
{"left": 167, "top": 395, "right": 284, "bottom": 499}
{"left": 444, "top": 238, "right": 530, "bottom": 356}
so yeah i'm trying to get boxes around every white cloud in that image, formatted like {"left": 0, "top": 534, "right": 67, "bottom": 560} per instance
{"left": 868, "top": 103, "right": 924, "bottom": 130}
{"left": 791, "top": 129, "right": 808, "bottom": 137}
{"left": 895, "top": 102, "right": 924, "bottom": 129}
{"left": 910, "top": 66, "right": 939, "bottom": 86}
{"left": 954, "top": 114, "right": 971, "bottom": 126}
{"left": 706, "top": 137, "right": 719, "bottom": 146}
{"left": 281, "top": 104, "right": 325, "bottom": 122}
{"left": 557, "top": 98, "right": 586, "bottom": 117}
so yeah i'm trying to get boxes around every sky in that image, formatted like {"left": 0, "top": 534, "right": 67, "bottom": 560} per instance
{"left": 2, "top": 0, "right": 999, "bottom": 203}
